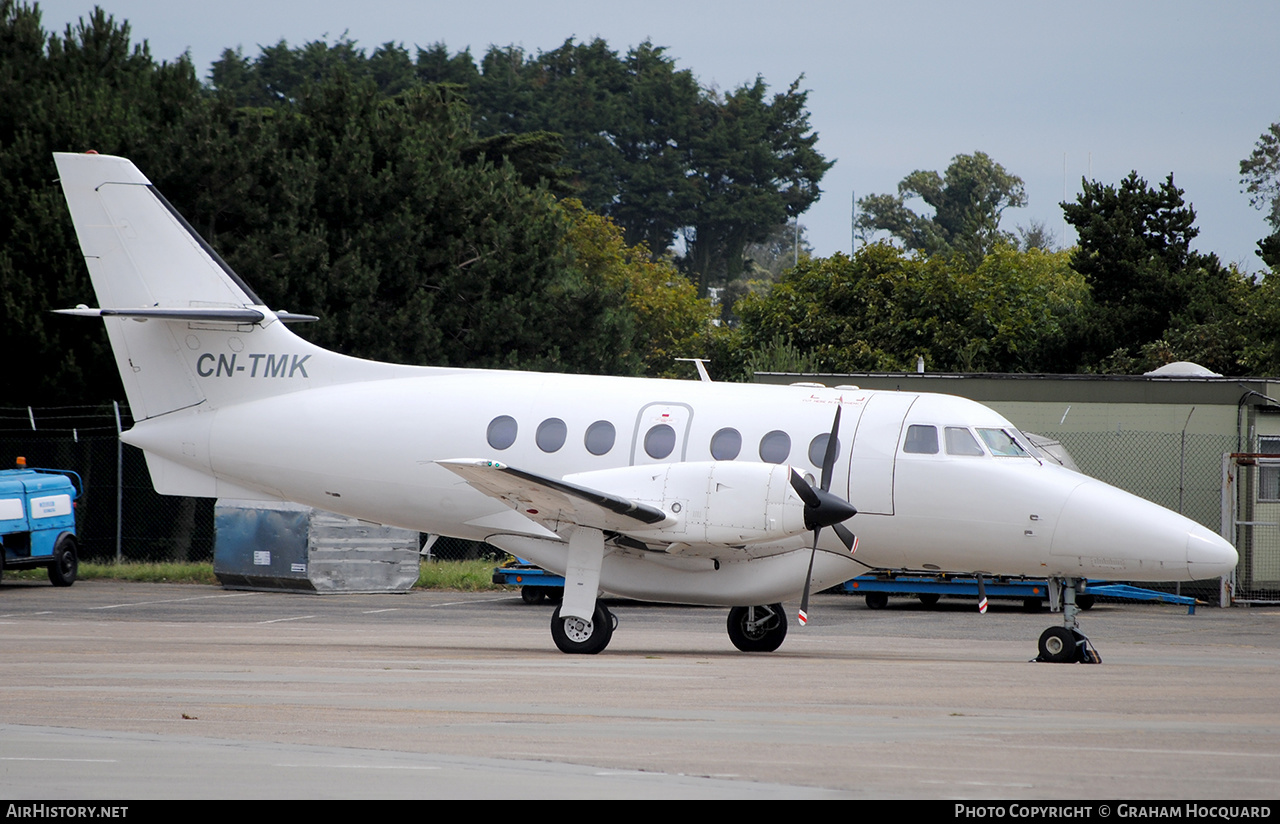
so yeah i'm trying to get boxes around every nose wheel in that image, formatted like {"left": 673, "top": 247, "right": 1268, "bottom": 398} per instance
{"left": 1035, "top": 577, "right": 1101, "bottom": 664}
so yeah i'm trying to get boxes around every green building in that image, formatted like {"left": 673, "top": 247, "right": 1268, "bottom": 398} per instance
{"left": 755, "top": 364, "right": 1280, "bottom": 604}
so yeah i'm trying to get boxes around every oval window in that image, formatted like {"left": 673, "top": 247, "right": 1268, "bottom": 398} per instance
{"left": 807, "top": 433, "right": 840, "bottom": 468}
{"left": 584, "top": 420, "right": 616, "bottom": 456}
{"left": 486, "top": 415, "right": 518, "bottom": 450}
{"left": 759, "top": 430, "right": 791, "bottom": 464}
{"left": 710, "top": 427, "right": 742, "bottom": 461}
{"left": 644, "top": 424, "right": 676, "bottom": 459}
{"left": 536, "top": 418, "right": 567, "bottom": 453}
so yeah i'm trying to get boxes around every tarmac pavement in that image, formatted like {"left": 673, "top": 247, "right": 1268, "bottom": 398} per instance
{"left": 1, "top": 580, "right": 1277, "bottom": 799}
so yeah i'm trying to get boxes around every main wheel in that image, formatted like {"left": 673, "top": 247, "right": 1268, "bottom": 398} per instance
{"left": 1037, "top": 626, "right": 1080, "bottom": 663}
{"left": 551, "top": 603, "right": 613, "bottom": 654}
{"left": 726, "top": 603, "right": 787, "bottom": 652}
{"left": 47, "top": 534, "right": 78, "bottom": 587}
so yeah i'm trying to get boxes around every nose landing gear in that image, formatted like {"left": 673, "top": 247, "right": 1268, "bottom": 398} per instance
{"left": 1036, "top": 577, "right": 1102, "bottom": 664}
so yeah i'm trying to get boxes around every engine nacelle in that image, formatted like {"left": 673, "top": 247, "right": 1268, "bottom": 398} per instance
{"left": 564, "top": 461, "right": 809, "bottom": 547}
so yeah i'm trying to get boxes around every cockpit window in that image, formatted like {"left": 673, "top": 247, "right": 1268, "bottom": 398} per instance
{"left": 945, "top": 426, "right": 985, "bottom": 456}
{"left": 903, "top": 425, "right": 939, "bottom": 454}
{"left": 978, "top": 428, "right": 1031, "bottom": 457}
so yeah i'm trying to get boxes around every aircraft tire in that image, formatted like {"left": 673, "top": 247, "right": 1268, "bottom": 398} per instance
{"left": 47, "top": 534, "right": 78, "bottom": 587}
{"left": 551, "top": 604, "right": 613, "bottom": 654}
{"left": 726, "top": 604, "right": 787, "bottom": 652}
{"left": 1037, "top": 626, "right": 1079, "bottom": 663}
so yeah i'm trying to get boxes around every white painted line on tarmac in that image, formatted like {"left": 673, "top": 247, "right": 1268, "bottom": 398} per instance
{"left": 91, "top": 592, "right": 263, "bottom": 610}
{"left": 256, "top": 615, "right": 316, "bottom": 624}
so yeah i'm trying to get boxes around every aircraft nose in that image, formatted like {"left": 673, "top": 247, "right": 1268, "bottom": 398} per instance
{"left": 1187, "top": 529, "right": 1238, "bottom": 579}
{"left": 1052, "top": 480, "right": 1237, "bottom": 580}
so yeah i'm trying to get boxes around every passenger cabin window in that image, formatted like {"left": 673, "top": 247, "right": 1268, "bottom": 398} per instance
{"left": 945, "top": 426, "right": 985, "bottom": 456}
{"left": 536, "top": 418, "right": 567, "bottom": 453}
{"left": 710, "top": 428, "right": 742, "bottom": 461}
{"left": 645, "top": 424, "right": 676, "bottom": 459}
{"left": 487, "top": 415, "right": 517, "bottom": 450}
{"left": 759, "top": 430, "right": 791, "bottom": 464}
{"left": 808, "top": 433, "right": 840, "bottom": 467}
{"left": 978, "top": 428, "right": 1030, "bottom": 457}
{"left": 903, "top": 424, "right": 939, "bottom": 454}
{"left": 584, "top": 420, "right": 616, "bottom": 456}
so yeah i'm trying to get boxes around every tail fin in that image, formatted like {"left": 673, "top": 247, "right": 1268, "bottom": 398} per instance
{"left": 54, "top": 152, "right": 405, "bottom": 420}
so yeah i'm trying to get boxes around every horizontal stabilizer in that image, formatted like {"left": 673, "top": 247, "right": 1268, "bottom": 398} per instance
{"left": 53, "top": 306, "right": 318, "bottom": 323}
{"left": 437, "top": 459, "right": 673, "bottom": 536}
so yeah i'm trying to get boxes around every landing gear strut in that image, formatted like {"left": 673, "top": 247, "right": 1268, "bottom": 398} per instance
{"left": 1036, "top": 577, "right": 1101, "bottom": 664}
{"left": 727, "top": 603, "right": 788, "bottom": 652}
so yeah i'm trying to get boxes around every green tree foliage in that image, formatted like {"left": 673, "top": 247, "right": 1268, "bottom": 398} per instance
{"left": 1061, "top": 172, "right": 1249, "bottom": 372}
{"left": 209, "top": 36, "right": 833, "bottom": 298}
{"left": 0, "top": 1, "right": 205, "bottom": 404}
{"left": 560, "top": 200, "right": 718, "bottom": 377}
{"left": 733, "top": 243, "right": 1087, "bottom": 375}
{"left": 1240, "top": 122, "right": 1280, "bottom": 268}
{"left": 1, "top": 4, "right": 726, "bottom": 405}
{"left": 855, "top": 152, "right": 1027, "bottom": 267}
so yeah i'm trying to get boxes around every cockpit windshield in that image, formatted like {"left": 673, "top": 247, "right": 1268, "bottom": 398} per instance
{"left": 977, "top": 428, "right": 1031, "bottom": 457}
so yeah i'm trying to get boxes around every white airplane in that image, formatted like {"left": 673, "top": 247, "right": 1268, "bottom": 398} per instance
{"left": 51, "top": 151, "right": 1239, "bottom": 661}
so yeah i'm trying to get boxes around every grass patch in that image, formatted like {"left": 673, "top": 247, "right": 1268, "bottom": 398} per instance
{"left": 6, "top": 558, "right": 514, "bottom": 591}
{"left": 82, "top": 561, "right": 219, "bottom": 584}
{"left": 417, "top": 558, "right": 511, "bottom": 591}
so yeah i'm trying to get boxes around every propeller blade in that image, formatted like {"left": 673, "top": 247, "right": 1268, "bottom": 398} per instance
{"left": 976, "top": 572, "right": 989, "bottom": 614}
{"left": 789, "top": 468, "right": 821, "bottom": 509}
{"left": 798, "top": 530, "right": 819, "bottom": 626}
{"left": 819, "top": 405, "right": 842, "bottom": 492}
{"left": 833, "top": 522, "right": 858, "bottom": 553}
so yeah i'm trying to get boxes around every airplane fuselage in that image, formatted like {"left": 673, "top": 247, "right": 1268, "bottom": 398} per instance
{"left": 120, "top": 367, "right": 1232, "bottom": 605}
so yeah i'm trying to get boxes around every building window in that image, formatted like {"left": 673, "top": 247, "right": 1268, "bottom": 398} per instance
{"left": 1260, "top": 436, "right": 1280, "bottom": 501}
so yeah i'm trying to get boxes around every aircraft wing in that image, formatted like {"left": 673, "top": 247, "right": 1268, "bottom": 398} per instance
{"left": 437, "top": 459, "right": 675, "bottom": 537}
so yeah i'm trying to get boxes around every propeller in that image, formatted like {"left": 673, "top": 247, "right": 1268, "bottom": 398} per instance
{"left": 792, "top": 405, "right": 858, "bottom": 626}
{"left": 976, "top": 572, "right": 989, "bottom": 614}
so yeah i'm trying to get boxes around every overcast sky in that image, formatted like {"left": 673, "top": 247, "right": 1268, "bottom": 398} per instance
{"left": 34, "top": 0, "right": 1280, "bottom": 271}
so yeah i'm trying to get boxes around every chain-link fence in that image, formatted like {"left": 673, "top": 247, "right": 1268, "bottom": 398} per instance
{"left": 0, "top": 405, "right": 506, "bottom": 565}
{"left": 3, "top": 407, "right": 1260, "bottom": 594}
{"left": 1053, "top": 430, "right": 1241, "bottom": 603}
{"left": 1222, "top": 455, "right": 1280, "bottom": 603}
{"left": 0, "top": 404, "right": 214, "bottom": 562}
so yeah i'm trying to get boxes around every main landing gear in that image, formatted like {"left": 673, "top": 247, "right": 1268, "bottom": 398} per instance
{"left": 551, "top": 603, "right": 616, "bottom": 654}
{"left": 726, "top": 603, "right": 788, "bottom": 652}
{"left": 1036, "top": 577, "right": 1102, "bottom": 664}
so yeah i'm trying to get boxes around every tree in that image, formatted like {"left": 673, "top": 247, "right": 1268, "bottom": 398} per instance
{"left": 1241, "top": 122, "right": 1280, "bottom": 268}
{"left": 855, "top": 152, "right": 1026, "bottom": 266}
{"left": 732, "top": 243, "right": 1087, "bottom": 375}
{"left": 1061, "top": 171, "right": 1242, "bottom": 368}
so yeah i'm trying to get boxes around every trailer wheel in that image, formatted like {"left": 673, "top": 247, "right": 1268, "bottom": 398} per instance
{"left": 864, "top": 592, "right": 888, "bottom": 610}
{"left": 47, "top": 534, "right": 78, "bottom": 587}
{"left": 521, "top": 586, "right": 544, "bottom": 604}
{"left": 917, "top": 593, "right": 940, "bottom": 607}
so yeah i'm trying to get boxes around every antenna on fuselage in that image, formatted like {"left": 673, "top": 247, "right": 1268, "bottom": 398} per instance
{"left": 675, "top": 358, "right": 713, "bottom": 383}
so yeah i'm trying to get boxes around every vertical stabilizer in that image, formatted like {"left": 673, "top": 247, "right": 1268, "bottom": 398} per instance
{"left": 54, "top": 152, "right": 413, "bottom": 421}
